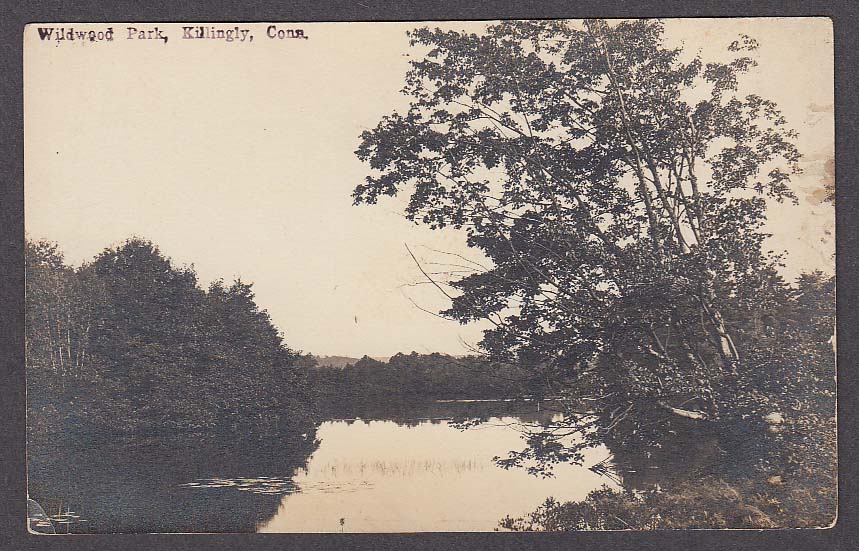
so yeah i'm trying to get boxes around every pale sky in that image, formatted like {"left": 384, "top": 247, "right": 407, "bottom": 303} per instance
{"left": 24, "top": 19, "right": 834, "bottom": 357}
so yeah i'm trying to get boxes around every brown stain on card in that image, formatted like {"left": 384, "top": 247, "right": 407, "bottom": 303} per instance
{"left": 807, "top": 156, "right": 835, "bottom": 205}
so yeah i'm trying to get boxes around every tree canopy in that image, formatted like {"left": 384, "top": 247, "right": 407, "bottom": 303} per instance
{"left": 354, "top": 19, "right": 832, "bottom": 478}
{"left": 26, "top": 237, "right": 317, "bottom": 438}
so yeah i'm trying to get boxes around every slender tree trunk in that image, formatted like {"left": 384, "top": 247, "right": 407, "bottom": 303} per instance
{"left": 592, "top": 25, "right": 663, "bottom": 255}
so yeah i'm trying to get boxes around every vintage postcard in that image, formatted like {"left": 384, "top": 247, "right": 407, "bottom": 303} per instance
{"left": 24, "top": 19, "right": 835, "bottom": 533}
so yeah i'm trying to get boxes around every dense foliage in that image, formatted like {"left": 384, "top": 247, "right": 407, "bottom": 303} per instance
{"left": 355, "top": 18, "right": 836, "bottom": 527}
{"left": 26, "top": 237, "right": 317, "bottom": 440}
{"left": 500, "top": 475, "right": 830, "bottom": 530}
{"left": 499, "top": 271, "right": 836, "bottom": 529}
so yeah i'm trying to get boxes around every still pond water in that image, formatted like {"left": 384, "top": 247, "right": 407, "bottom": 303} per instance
{"left": 29, "top": 402, "right": 621, "bottom": 533}
{"left": 256, "top": 414, "right": 616, "bottom": 532}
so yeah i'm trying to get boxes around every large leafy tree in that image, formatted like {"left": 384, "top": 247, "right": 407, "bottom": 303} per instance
{"left": 354, "top": 19, "right": 811, "bottom": 469}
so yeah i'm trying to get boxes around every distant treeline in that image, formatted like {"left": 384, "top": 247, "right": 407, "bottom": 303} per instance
{"left": 309, "top": 352, "right": 551, "bottom": 415}
{"left": 312, "top": 355, "right": 391, "bottom": 369}
{"left": 26, "top": 237, "right": 317, "bottom": 441}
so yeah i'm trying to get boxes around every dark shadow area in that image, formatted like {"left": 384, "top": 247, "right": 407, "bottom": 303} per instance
{"left": 27, "top": 429, "right": 319, "bottom": 533}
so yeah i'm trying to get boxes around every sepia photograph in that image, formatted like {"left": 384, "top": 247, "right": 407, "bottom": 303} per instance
{"left": 23, "top": 18, "right": 835, "bottom": 533}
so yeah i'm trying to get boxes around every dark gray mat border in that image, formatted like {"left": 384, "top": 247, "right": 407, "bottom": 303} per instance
{"left": 2, "top": 2, "right": 856, "bottom": 550}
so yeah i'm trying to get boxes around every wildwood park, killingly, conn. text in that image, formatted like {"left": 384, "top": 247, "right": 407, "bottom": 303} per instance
{"left": 33, "top": 24, "right": 308, "bottom": 44}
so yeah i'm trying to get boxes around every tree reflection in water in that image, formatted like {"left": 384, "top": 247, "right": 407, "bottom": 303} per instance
{"left": 27, "top": 429, "right": 319, "bottom": 533}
